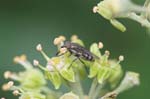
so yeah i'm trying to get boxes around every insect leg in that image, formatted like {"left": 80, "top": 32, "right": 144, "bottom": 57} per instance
{"left": 68, "top": 58, "right": 78, "bottom": 69}
{"left": 78, "top": 58, "right": 86, "bottom": 66}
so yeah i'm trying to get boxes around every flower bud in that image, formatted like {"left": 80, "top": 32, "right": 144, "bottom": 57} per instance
{"left": 114, "top": 71, "right": 140, "bottom": 93}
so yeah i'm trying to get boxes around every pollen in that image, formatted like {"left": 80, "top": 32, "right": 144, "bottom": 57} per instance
{"left": 13, "top": 55, "right": 26, "bottom": 63}
{"left": 13, "top": 90, "right": 20, "bottom": 96}
{"left": 7, "top": 81, "right": 14, "bottom": 87}
{"left": 2, "top": 81, "right": 14, "bottom": 91}
{"left": 93, "top": 6, "right": 98, "bottom": 13}
{"left": 105, "top": 50, "right": 110, "bottom": 56}
{"left": 36, "top": 44, "right": 42, "bottom": 51}
{"left": 33, "top": 59, "right": 39, "bottom": 66}
{"left": 71, "top": 35, "right": 78, "bottom": 41}
{"left": 119, "top": 55, "right": 124, "bottom": 61}
{"left": 59, "top": 35, "right": 66, "bottom": 41}
{"left": 4, "top": 71, "right": 12, "bottom": 79}
{"left": 53, "top": 36, "right": 65, "bottom": 46}
{"left": 98, "top": 42, "right": 104, "bottom": 49}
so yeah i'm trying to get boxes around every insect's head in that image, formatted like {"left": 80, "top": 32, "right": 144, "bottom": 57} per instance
{"left": 61, "top": 41, "right": 71, "bottom": 49}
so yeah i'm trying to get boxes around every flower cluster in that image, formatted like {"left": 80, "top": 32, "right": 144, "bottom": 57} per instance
{"left": 2, "top": 35, "right": 140, "bottom": 99}
{"left": 93, "top": 0, "right": 150, "bottom": 32}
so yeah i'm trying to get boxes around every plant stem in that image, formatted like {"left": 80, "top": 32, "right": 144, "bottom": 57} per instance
{"left": 144, "top": 0, "right": 150, "bottom": 6}
{"left": 127, "top": 12, "right": 150, "bottom": 28}
{"left": 92, "top": 84, "right": 103, "bottom": 99}
{"left": 89, "top": 78, "right": 98, "bottom": 99}
{"left": 67, "top": 68, "right": 84, "bottom": 99}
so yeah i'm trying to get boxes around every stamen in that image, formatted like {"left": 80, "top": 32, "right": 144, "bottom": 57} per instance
{"left": 4, "top": 71, "right": 12, "bottom": 79}
{"left": 59, "top": 35, "right": 66, "bottom": 41}
{"left": 93, "top": 6, "right": 98, "bottom": 13}
{"left": 13, "top": 55, "right": 32, "bottom": 69}
{"left": 36, "top": 44, "right": 50, "bottom": 61}
{"left": 53, "top": 37, "right": 63, "bottom": 46}
{"left": 33, "top": 59, "right": 39, "bottom": 66}
{"left": 36, "top": 44, "right": 42, "bottom": 51}
{"left": 4, "top": 71, "right": 20, "bottom": 81}
{"left": 105, "top": 50, "right": 110, "bottom": 56}
{"left": 119, "top": 55, "right": 124, "bottom": 62}
{"left": 98, "top": 42, "right": 104, "bottom": 49}
{"left": 13, "top": 90, "right": 20, "bottom": 96}
{"left": 2, "top": 81, "right": 14, "bottom": 91}
{"left": 33, "top": 60, "right": 47, "bottom": 71}
{"left": 8, "top": 81, "right": 14, "bottom": 87}
{"left": 14, "top": 55, "right": 27, "bottom": 63}
{"left": 71, "top": 35, "right": 78, "bottom": 41}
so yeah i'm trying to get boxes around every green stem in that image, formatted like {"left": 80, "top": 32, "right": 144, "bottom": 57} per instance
{"left": 88, "top": 78, "right": 98, "bottom": 99}
{"left": 92, "top": 84, "right": 103, "bottom": 99}
{"left": 127, "top": 12, "right": 150, "bottom": 28}
{"left": 67, "top": 68, "right": 84, "bottom": 99}
{"left": 144, "top": 0, "right": 150, "bottom": 6}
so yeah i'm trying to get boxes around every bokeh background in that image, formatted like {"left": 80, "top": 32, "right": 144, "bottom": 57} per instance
{"left": 0, "top": 0, "right": 149, "bottom": 99}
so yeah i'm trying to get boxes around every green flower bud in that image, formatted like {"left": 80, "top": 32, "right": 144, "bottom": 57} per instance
{"left": 59, "top": 92, "right": 79, "bottom": 99}
{"left": 114, "top": 71, "right": 140, "bottom": 94}
{"left": 19, "top": 69, "right": 46, "bottom": 90}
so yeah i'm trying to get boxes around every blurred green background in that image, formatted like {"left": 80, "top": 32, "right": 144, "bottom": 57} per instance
{"left": 0, "top": 0, "right": 149, "bottom": 99}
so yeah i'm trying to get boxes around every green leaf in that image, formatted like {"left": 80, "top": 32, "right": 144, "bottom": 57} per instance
{"left": 90, "top": 43, "right": 101, "bottom": 57}
{"left": 60, "top": 67, "right": 75, "bottom": 82}
{"left": 110, "top": 19, "right": 126, "bottom": 32}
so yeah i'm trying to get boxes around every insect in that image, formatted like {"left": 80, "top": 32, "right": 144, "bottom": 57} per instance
{"left": 57, "top": 41, "right": 99, "bottom": 62}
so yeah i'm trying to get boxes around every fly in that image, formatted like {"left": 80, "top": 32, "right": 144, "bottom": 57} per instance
{"left": 57, "top": 41, "right": 99, "bottom": 62}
